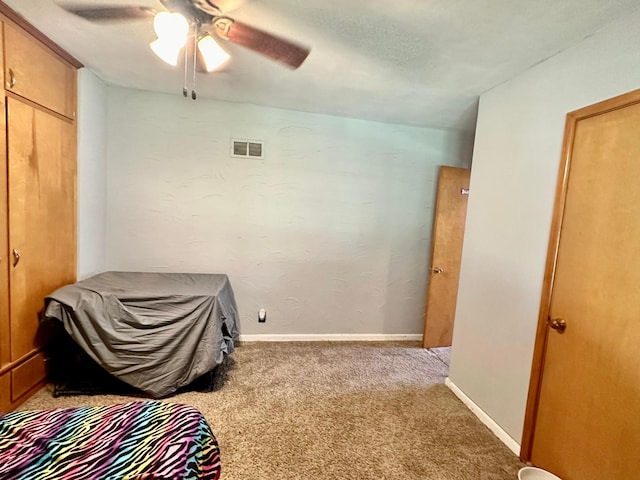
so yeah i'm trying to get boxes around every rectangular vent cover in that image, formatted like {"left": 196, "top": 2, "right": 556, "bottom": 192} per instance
{"left": 231, "top": 139, "right": 264, "bottom": 159}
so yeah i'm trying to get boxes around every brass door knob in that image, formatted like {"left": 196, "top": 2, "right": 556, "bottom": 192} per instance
{"left": 430, "top": 267, "right": 443, "bottom": 274}
{"left": 547, "top": 317, "right": 567, "bottom": 333}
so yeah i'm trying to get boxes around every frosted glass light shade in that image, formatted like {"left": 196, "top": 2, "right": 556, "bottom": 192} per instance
{"left": 149, "top": 38, "right": 183, "bottom": 66}
{"left": 153, "top": 12, "right": 189, "bottom": 43}
{"left": 198, "top": 35, "right": 230, "bottom": 71}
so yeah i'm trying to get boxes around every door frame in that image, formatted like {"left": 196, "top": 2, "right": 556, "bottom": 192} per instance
{"left": 520, "top": 88, "right": 640, "bottom": 461}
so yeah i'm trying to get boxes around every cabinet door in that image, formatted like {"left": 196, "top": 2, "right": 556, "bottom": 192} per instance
{"left": 8, "top": 98, "right": 76, "bottom": 362}
{"left": 0, "top": 96, "right": 7, "bottom": 370}
{"left": 4, "top": 22, "right": 76, "bottom": 119}
{"left": 0, "top": 371, "right": 10, "bottom": 413}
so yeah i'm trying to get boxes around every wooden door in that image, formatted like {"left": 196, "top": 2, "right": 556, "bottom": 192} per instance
{"left": 422, "top": 166, "right": 470, "bottom": 348}
{"left": 524, "top": 90, "right": 640, "bottom": 479}
{"left": 8, "top": 98, "right": 76, "bottom": 362}
{"left": 0, "top": 95, "right": 8, "bottom": 371}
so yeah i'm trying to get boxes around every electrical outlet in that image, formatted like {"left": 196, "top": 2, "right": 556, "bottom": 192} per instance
{"left": 258, "top": 308, "right": 267, "bottom": 323}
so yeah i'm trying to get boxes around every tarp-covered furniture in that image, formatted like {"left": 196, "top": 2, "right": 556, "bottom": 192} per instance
{"left": 44, "top": 272, "right": 239, "bottom": 398}
{"left": 0, "top": 401, "right": 221, "bottom": 479}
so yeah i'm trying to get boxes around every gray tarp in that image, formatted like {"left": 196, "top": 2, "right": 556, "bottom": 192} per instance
{"left": 44, "top": 271, "right": 239, "bottom": 398}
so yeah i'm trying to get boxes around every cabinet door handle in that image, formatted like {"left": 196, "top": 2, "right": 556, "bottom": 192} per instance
{"left": 12, "top": 249, "right": 20, "bottom": 267}
{"left": 7, "top": 68, "right": 16, "bottom": 88}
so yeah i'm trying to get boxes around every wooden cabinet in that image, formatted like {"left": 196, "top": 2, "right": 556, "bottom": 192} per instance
{"left": 0, "top": 20, "right": 10, "bottom": 415}
{"left": 0, "top": 6, "right": 81, "bottom": 413}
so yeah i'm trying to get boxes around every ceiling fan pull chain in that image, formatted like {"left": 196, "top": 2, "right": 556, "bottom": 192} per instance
{"left": 183, "top": 31, "right": 189, "bottom": 98}
{"left": 191, "top": 22, "right": 198, "bottom": 100}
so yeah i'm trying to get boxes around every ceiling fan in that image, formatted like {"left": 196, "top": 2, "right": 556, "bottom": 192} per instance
{"left": 59, "top": 0, "right": 311, "bottom": 98}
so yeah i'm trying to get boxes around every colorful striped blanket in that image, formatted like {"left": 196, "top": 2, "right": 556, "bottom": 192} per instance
{"left": 0, "top": 401, "right": 221, "bottom": 479}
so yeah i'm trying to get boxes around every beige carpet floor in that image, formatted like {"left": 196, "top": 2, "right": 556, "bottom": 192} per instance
{"left": 21, "top": 342, "right": 523, "bottom": 479}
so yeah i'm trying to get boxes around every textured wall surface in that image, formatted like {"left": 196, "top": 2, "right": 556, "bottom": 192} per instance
{"left": 450, "top": 8, "right": 640, "bottom": 443}
{"left": 77, "top": 69, "right": 108, "bottom": 280}
{"left": 106, "top": 87, "right": 473, "bottom": 335}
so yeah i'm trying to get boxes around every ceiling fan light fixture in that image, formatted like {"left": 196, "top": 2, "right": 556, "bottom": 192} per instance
{"left": 197, "top": 35, "right": 230, "bottom": 72}
{"left": 153, "top": 11, "right": 189, "bottom": 43}
{"left": 149, "top": 38, "right": 184, "bottom": 67}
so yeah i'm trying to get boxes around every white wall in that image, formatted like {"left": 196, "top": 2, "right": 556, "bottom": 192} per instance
{"left": 77, "top": 69, "right": 108, "bottom": 279}
{"left": 105, "top": 88, "right": 473, "bottom": 335}
{"left": 449, "top": 9, "right": 640, "bottom": 444}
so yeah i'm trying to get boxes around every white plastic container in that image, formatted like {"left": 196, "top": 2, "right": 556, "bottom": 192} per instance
{"left": 518, "top": 466, "right": 563, "bottom": 480}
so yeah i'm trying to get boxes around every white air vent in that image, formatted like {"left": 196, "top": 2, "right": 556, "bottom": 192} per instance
{"left": 231, "top": 139, "right": 264, "bottom": 159}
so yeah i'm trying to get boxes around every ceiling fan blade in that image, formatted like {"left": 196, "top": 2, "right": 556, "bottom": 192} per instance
{"left": 215, "top": 19, "right": 310, "bottom": 69}
{"left": 60, "top": 5, "right": 155, "bottom": 22}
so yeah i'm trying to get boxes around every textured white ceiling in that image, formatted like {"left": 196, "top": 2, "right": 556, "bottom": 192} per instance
{"left": 4, "top": 0, "right": 638, "bottom": 130}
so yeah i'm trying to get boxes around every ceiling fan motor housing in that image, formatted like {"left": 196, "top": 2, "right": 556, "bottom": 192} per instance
{"left": 192, "top": 0, "right": 223, "bottom": 16}
{"left": 160, "top": 0, "right": 214, "bottom": 23}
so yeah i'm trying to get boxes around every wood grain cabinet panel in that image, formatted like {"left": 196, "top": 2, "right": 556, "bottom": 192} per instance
{"left": 0, "top": 371, "right": 10, "bottom": 413}
{"left": 0, "top": 21, "right": 8, "bottom": 373}
{"left": 4, "top": 22, "right": 76, "bottom": 119}
{"left": 8, "top": 98, "right": 76, "bottom": 362}
{"left": 0, "top": 17, "right": 7, "bottom": 371}
{"left": 11, "top": 352, "right": 46, "bottom": 402}
{"left": 0, "top": 94, "right": 8, "bottom": 370}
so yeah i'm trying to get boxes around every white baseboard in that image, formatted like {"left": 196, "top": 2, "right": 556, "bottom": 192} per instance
{"left": 445, "top": 378, "right": 521, "bottom": 456}
{"left": 238, "top": 333, "right": 423, "bottom": 342}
